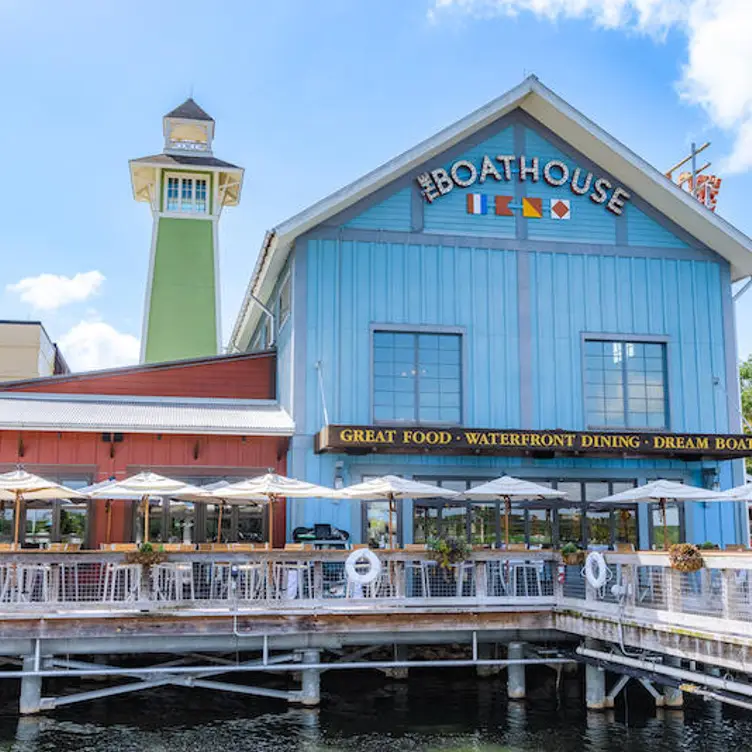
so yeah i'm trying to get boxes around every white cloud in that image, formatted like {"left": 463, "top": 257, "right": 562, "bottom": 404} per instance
{"left": 430, "top": 0, "right": 752, "bottom": 173}
{"left": 7, "top": 271, "right": 105, "bottom": 311}
{"left": 59, "top": 320, "right": 140, "bottom": 372}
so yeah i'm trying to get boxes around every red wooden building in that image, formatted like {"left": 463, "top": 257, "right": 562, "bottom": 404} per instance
{"left": 0, "top": 351, "right": 293, "bottom": 548}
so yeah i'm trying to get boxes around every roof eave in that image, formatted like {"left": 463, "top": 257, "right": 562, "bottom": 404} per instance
{"left": 230, "top": 75, "right": 752, "bottom": 348}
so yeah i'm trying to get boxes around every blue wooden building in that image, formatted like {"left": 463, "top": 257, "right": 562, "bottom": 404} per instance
{"left": 231, "top": 77, "right": 752, "bottom": 550}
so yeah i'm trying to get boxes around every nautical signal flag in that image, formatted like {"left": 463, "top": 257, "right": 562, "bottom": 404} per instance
{"left": 522, "top": 197, "right": 543, "bottom": 218}
{"left": 550, "top": 199, "right": 571, "bottom": 220}
{"left": 466, "top": 194, "right": 489, "bottom": 215}
{"left": 464, "top": 194, "right": 573, "bottom": 220}
{"left": 495, "top": 195, "right": 514, "bottom": 216}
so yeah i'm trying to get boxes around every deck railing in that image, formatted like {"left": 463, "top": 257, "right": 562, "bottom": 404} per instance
{"left": 0, "top": 550, "right": 557, "bottom": 612}
{"left": 2, "top": 550, "right": 752, "bottom": 633}
{"left": 558, "top": 551, "right": 752, "bottom": 633}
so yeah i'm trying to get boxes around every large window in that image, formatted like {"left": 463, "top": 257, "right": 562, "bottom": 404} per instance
{"left": 584, "top": 339, "right": 668, "bottom": 429}
{"left": 409, "top": 477, "right": 641, "bottom": 550}
{"left": 373, "top": 331, "right": 462, "bottom": 424}
{"left": 165, "top": 174, "right": 209, "bottom": 214}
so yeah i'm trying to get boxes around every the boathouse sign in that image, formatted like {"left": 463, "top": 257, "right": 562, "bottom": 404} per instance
{"left": 416, "top": 155, "right": 631, "bottom": 216}
{"left": 315, "top": 425, "right": 752, "bottom": 460}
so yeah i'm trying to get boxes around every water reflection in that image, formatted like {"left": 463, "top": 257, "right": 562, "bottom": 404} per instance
{"left": 0, "top": 672, "right": 749, "bottom": 751}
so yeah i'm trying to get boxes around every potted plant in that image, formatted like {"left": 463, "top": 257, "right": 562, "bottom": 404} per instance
{"left": 668, "top": 543, "right": 704, "bottom": 572}
{"left": 698, "top": 541, "right": 720, "bottom": 551}
{"left": 561, "top": 542, "right": 585, "bottom": 566}
{"left": 427, "top": 536, "right": 472, "bottom": 570}
{"left": 125, "top": 542, "right": 168, "bottom": 568}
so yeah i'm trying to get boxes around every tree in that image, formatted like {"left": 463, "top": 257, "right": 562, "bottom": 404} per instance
{"left": 739, "top": 355, "right": 752, "bottom": 474}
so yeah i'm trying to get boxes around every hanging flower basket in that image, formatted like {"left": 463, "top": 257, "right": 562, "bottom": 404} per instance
{"left": 668, "top": 543, "right": 704, "bottom": 573}
{"left": 427, "top": 536, "right": 472, "bottom": 570}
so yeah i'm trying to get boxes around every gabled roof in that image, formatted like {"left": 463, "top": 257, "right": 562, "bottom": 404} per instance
{"left": 165, "top": 98, "right": 214, "bottom": 122}
{"left": 230, "top": 75, "right": 752, "bottom": 350}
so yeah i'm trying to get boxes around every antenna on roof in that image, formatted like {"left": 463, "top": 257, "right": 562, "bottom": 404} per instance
{"left": 666, "top": 141, "right": 722, "bottom": 212}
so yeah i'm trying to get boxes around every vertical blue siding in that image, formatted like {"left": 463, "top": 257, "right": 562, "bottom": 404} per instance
{"left": 305, "top": 238, "right": 519, "bottom": 434}
{"left": 283, "top": 113, "right": 740, "bottom": 545}
{"left": 626, "top": 205, "right": 689, "bottom": 248}
{"left": 423, "top": 127, "right": 516, "bottom": 238}
{"left": 344, "top": 188, "right": 412, "bottom": 231}
{"left": 528, "top": 252, "right": 727, "bottom": 434}
{"left": 524, "top": 129, "right": 618, "bottom": 244}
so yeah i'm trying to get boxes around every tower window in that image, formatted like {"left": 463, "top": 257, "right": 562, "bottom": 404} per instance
{"left": 164, "top": 173, "right": 209, "bottom": 214}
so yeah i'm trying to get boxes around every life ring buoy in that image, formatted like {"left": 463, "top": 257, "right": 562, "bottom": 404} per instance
{"left": 345, "top": 548, "right": 382, "bottom": 586}
{"left": 585, "top": 551, "right": 608, "bottom": 590}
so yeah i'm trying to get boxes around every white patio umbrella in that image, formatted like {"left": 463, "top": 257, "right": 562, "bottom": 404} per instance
{"left": 88, "top": 472, "right": 209, "bottom": 543}
{"left": 464, "top": 476, "right": 568, "bottom": 549}
{"left": 0, "top": 469, "right": 86, "bottom": 546}
{"left": 597, "top": 479, "right": 727, "bottom": 550}
{"left": 215, "top": 473, "right": 336, "bottom": 549}
{"left": 337, "top": 475, "right": 462, "bottom": 550}
{"left": 720, "top": 483, "right": 752, "bottom": 501}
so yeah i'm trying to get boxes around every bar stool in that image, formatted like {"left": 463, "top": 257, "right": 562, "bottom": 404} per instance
{"left": 102, "top": 563, "right": 142, "bottom": 602}
{"left": 17, "top": 564, "right": 54, "bottom": 603}
{"left": 235, "top": 562, "right": 266, "bottom": 600}
{"left": 152, "top": 562, "right": 196, "bottom": 602}
{"left": 272, "top": 561, "right": 313, "bottom": 599}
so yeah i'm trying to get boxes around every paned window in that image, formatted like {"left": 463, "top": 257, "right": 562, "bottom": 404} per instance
{"left": 164, "top": 174, "right": 209, "bottom": 214}
{"left": 373, "top": 331, "right": 461, "bottom": 424}
{"left": 584, "top": 340, "right": 668, "bottom": 429}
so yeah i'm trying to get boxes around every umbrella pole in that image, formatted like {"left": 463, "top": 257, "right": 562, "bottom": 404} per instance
{"left": 504, "top": 496, "right": 511, "bottom": 550}
{"left": 388, "top": 494, "right": 395, "bottom": 550}
{"left": 661, "top": 498, "right": 668, "bottom": 550}
{"left": 105, "top": 500, "right": 112, "bottom": 545}
{"left": 143, "top": 496, "right": 150, "bottom": 544}
{"left": 217, "top": 503, "right": 224, "bottom": 544}
{"left": 13, "top": 492, "right": 21, "bottom": 548}
{"left": 268, "top": 494, "right": 275, "bottom": 550}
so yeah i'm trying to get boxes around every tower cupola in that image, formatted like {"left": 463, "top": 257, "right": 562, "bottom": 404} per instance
{"left": 163, "top": 98, "right": 215, "bottom": 155}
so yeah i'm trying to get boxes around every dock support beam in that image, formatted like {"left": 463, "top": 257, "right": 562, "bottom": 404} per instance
{"left": 585, "top": 640, "right": 608, "bottom": 711}
{"left": 662, "top": 658, "right": 684, "bottom": 708}
{"left": 507, "top": 642, "right": 526, "bottom": 700}
{"left": 19, "top": 656, "right": 42, "bottom": 716}
{"left": 300, "top": 650, "right": 321, "bottom": 707}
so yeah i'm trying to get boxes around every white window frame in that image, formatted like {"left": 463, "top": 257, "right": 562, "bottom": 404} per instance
{"left": 163, "top": 172, "right": 210, "bottom": 216}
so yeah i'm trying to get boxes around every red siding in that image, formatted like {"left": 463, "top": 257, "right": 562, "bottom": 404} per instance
{"left": 0, "top": 430, "right": 288, "bottom": 548}
{"left": 0, "top": 352, "right": 276, "bottom": 400}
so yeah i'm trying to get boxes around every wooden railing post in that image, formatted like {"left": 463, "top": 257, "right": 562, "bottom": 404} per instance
{"left": 625, "top": 564, "right": 637, "bottom": 609}
{"left": 475, "top": 560, "right": 488, "bottom": 601}
{"left": 665, "top": 569, "right": 682, "bottom": 613}
{"left": 721, "top": 568, "right": 735, "bottom": 620}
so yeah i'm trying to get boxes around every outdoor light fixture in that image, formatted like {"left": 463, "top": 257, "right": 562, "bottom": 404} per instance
{"left": 702, "top": 467, "right": 720, "bottom": 490}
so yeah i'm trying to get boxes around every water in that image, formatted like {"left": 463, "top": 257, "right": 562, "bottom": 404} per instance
{"left": 1, "top": 669, "right": 752, "bottom": 751}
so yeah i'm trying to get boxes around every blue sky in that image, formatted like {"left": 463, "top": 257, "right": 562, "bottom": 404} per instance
{"left": 1, "top": 0, "right": 751, "bottom": 369}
